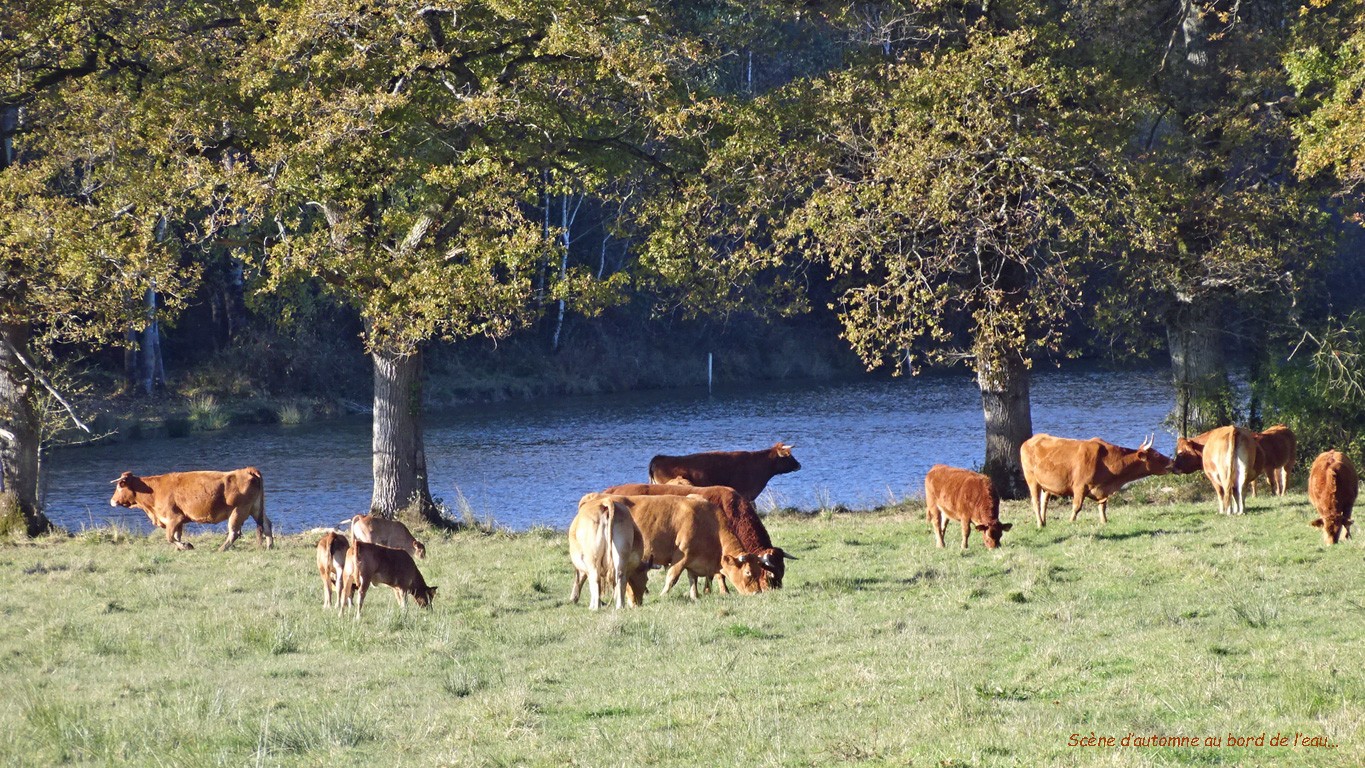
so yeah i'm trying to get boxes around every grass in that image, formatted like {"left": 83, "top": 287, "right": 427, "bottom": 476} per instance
{"left": 0, "top": 493, "right": 1361, "bottom": 766}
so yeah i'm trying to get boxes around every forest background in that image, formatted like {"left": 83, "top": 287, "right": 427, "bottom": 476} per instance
{"left": 4, "top": 0, "right": 1365, "bottom": 536}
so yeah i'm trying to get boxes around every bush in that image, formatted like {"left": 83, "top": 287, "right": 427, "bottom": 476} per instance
{"left": 1256, "top": 316, "right": 1365, "bottom": 464}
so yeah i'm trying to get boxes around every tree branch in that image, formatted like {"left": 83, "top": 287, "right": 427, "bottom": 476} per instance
{"left": 0, "top": 338, "right": 92, "bottom": 434}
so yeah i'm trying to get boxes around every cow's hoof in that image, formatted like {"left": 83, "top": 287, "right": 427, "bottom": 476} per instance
{"left": 175, "top": 541, "right": 194, "bottom": 551}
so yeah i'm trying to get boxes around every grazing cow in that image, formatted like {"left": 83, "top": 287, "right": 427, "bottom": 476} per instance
{"left": 350, "top": 514, "right": 426, "bottom": 559}
{"left": 316, "top": 530, "right": 349, "bottom": 608}
{"left": 612, "top": 494, "right": 725, "bottom": 600}
{"left": 605, "top": 482, "right": 796, "bottom": 589}
{"left": 1201, "top": 425, "right": 1261, "bottom": 516}
{"left": 647, "top": 442, "right": 801, "bottom": 502}
{"left": 109, "top": 468, "right": 273, "bottom": 551}
{"left": 338, "top": 539, "right": 437, "bottom": 619}
{"left": 1251, "top": 424, "right": 1297, "bottom": 496}
{"left": 1019, "top": 434, "right": 1172, "bottom": 526}
{"left": 570, "top": 494, "right": 647, "bottom": 610}
{"left": 1308, "top": 450, "right": 1357, "bottom": 545}
{"left": 924, "top": 465, "right": 1013, "bottom": 549}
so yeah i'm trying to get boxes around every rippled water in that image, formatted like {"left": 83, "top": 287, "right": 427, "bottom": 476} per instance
{"left": 43, "top": 366, "right": 1175, "bottom": 535}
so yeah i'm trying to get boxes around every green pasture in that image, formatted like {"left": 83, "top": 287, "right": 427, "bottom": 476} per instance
{"left": 0, "top": 488, "right": 1360, "bottom": 767}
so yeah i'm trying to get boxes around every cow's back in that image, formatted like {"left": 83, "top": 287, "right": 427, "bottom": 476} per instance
{"left": 925, "top": 465, "right": 998, "bottom": 522}
{"left": 148, "top": 468, "right": 262, "bottom": 523}
{"left": 1256, "top": 425, "right": 1296, "bottom": 470}
{"left": 606, "top": 482, "right": 772, "bottom": 551}
{"left": 1309, "top": 450, "right": 1358, "bottom": 517}
{"left": 620, "top": 495, "right": 721, "bottom": 572}
{"left": 1020, "top": 434, "right": 1097, "bottom": 490}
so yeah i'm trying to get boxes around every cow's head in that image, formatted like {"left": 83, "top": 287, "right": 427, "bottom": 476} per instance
{"left": 769, "top": 442, "right": 801, "bottom": 474}
{"left": 626, "top": 559, "right": 658, "bottom": 606}
{"left": 1311, "top": 516, "right": 1353, "bottom": 545}
{"left": 1171, "top": 437, "right": 1205, "bottom": 475}
{"left": 976, "top": 521, "right": 1014, "bottom": 549}
{"left": 413, "top": 585, "right": 438, "bottom": 608}
{"left": 1135, "top": 435, "right": 1173, "bottom": 476}
{"left": 108, "top": 471, "right": 144, "bottom": 507}
{"left": 721, "top": 553, "right": 766, "bottom": 593}
{"left": 756, "top": 547, "right": 796, "bottom": 588}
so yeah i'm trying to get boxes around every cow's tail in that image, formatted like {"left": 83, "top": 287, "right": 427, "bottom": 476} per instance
{"left": 1232, "top": 429, "right": 1249, "bottom": 514}
{"left": 253, "top": 471, "right": 274, "bottom": 549}
{"left": 600, "top": 499, "right": 619, "bottom": 583}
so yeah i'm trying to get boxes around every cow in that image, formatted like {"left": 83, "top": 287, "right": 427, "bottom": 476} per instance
{"left": 1308, "top": 450, "right": 1357, "bottom": 545}
{"left": 647, "top": 442, "right": 801, "bottom": 502}
{"left": 1201, "top": 425, "right": 1261, "bottom": 516}
{"left": 350, "top": 514, "right": 426, "bottom": 559}
{"left": 1171, "top": 428, "right": 1218, "bottom": 475}
{"left": 611, "top": 494, "right": 725, "bottom": 600}
{"left": 605, "top": 482, "right": 796, "bottom": 589}
{"left": 1019, "top": 434, "right": 1172, "bottom": 527}
{"left": 924, "top": 465, "right": 1013, "bottom": 549}
{"left": 338, "top": 539, "right": 437, "bottom": 619}
{"left": 316, "top": 530, "right": 349, "bottom": 608}
{"left": 1251, "top": 424, "right": 1296, "bottom": 496}
{"left": 570, "top": 493, "right": 647, "bottom": 610}
{"left": 109, "top": 468, "right": 273, "bottom": 551}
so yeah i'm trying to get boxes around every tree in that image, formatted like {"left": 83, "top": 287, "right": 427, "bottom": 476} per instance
{"left": 1, "top": 3, "right": 237, "bottom": 533}
{"left": 238, "top": 0, "right": 685, "bottom": 519}
{"left": 1287, "top": 0, "right": 1365, "bottom": 208}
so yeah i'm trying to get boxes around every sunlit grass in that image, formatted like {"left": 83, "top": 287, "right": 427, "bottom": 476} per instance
{"left": 0, "top": 493, "right": 1360, "bottom": 766}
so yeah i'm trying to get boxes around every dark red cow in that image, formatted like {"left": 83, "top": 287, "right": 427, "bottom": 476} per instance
{"left": 647, "top": 442, "right": 800, "bottom": 502}
{"left": 606, "top": 483, "right": 797, "bottom": 588}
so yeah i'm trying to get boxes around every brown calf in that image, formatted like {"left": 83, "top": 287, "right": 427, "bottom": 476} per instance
{"left": 1308, "top": 450, "right": 1357, "bottom": 545}
{"left": 1251, "top": 424, "right": 1297, "bottom": 496}
{"left": 1201, "top": 426, "right": 1261, "bottom": 516}
{"left": 339, "top": 540, "right": 437, "bottom": 619}
{"left": 924, "top": 465, "right": 1012, "bottom": 549}
{"left": 316, "top": 530, "right": 349, "bottom": 608}
{"left": 350, "top": 514, "right": 426, "bottom": 559}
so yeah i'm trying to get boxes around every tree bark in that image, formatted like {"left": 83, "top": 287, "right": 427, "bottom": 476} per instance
{"left": 1167, "top": 297, "right": 1232, "bottom": 435}
{"left": 0, "top": 321, "right": 52, "bottom": 535}
{"left": 977, "top": 346, "right": 1033, "bottom": 500}
{"left": 370, "top": 345, "right": 436, "bottom": 520}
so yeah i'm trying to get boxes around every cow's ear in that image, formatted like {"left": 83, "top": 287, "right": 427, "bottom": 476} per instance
{"left": 999, "top": 523, "right": 1013, "bottom": 531}
{"left": 722, "top": 555, "right": 737, "bottom": 567}
{"left": 975, "top": 523, "right": 990, "bottom": 531}
{"left": 112, "top": 471, "right": 133, "bottom": 486}
{"left": 1310, "top": 518, "right": 1325, "bottom": 528}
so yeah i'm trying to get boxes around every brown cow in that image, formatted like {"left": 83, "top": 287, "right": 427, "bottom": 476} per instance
{"left": 316, "top": 530, "right": 349, "bottom": 608}
{"left": 1251, "top": 424, "right": 1296, "bottom": 496}
{"left": 570, "top": 493, "right": 647, "bottom": 610}
{"left": 612, "top": 494, "right": 725, "bottom": 600}
{"left": 1201, "top": 425, "right": 1261, "bottom": 516}
{"left": 109, "top": 468, "right": 273, "bottom": 551}
{"left": 924, "top": 465, "right": 1012, "bottom": 549}
{"left": 647, "top": 442, "right": 800, "bottom": 502}
{"left": 1308, "top": 450, "right": 1357, "bottom": 545}
{"left": 1171, "top": 428, "right": 1218, "bottom": 475}
{"left": 350, "top": 514, "right": 426, "bottom": 559}
{"left": 605, "top": 482, "right": 796, "bottom": 589}
{"left": 1019, "top": 434, "right": 1172, "bottom": 527}
{"left": 338, "top": 539, "right": 437, "bottom": 619}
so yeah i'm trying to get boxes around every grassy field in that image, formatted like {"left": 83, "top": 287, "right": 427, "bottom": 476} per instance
{"left": 0, "top": 489, "right": 1360, "bottom": 767}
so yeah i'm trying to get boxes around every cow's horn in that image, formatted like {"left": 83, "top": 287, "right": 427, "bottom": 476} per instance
{"left": 1139, "top": 434, "right": 1153, "bottom": 450}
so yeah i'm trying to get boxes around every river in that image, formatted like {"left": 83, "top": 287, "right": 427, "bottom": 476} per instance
{"left": 42, "top": 366, "right": 1176, "bottom": 534}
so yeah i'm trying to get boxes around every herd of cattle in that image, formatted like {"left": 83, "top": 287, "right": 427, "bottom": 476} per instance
{"left": 104, "top": 427, "right": 1356, "bottom": 616}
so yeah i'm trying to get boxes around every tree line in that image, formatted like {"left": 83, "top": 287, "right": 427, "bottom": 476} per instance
{"left": 3, "top": 0, "right": 1364, "bottom": 535}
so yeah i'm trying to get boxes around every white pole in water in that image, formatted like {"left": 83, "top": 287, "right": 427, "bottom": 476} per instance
{"left": 707, "top": 353, "right": 713, "bottom": 394}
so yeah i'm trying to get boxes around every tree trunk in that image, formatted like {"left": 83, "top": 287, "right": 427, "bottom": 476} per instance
{"left": 0, "top": 321, "right": 52, "bottom": 535}
{"left": 977, "top": 346, "right": 1033, "bottom": 500}
{"left": 370, "top": 345, "right": 436, "bottom": 520}
{"left": 141, "top": 286, "right": 165, "bottom": 396}
{"left": 1167, "top": 298, "right": 1232, "bottom": 435}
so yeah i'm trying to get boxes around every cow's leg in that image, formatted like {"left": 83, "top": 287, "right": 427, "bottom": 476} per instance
{"left": 392, "top": 586, "right": 406, "bottom": 609}
{"left": 1037, "top": 490, "right": 1051, "bottom": 528}
{"left": 716, "top": 574, "right": 730, "bottom": 595}
{"left": 687, "top": 571, "right": 700, "bottom": 601}
{"left": 354, "top": 579, "right": 369, "bottom": 620}
{"left": 1097, "top": 498, "right": 1109, "bottom": 525}
{"left": 167, "top": 515, "right": 193, "bottom": 550}
{"left": 1069, "top": 488, "right": 1086, "bottom": 522}
{"left": 931, "top": 507, "right": 946, "bottom": 548}
{"left": 321, "top": 570, "right": 333, "bottom": 608}
{"left": 960, "top": 518, "right": 971, "bottom": 549}
{"left": 661, "top": 561, "right": 687, "bottom": 597}
{"left": 569, "top": 569, "right": 586, "bottom": 604}
{"left": 220, "top": 507, "right": 247, "bottom": 552}
{"left": 256, "top": 506, "right": 274, "bottom": 549}
{"left": 587, "top": 565, "right": 603, "bottom": 611}
{"left": 614, "top": 570, "right": 628, "bottom": 609}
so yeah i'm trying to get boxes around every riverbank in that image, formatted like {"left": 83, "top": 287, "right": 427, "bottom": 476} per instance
{"left": 1, "top": 495, "right": 1358, "bottom": 766}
